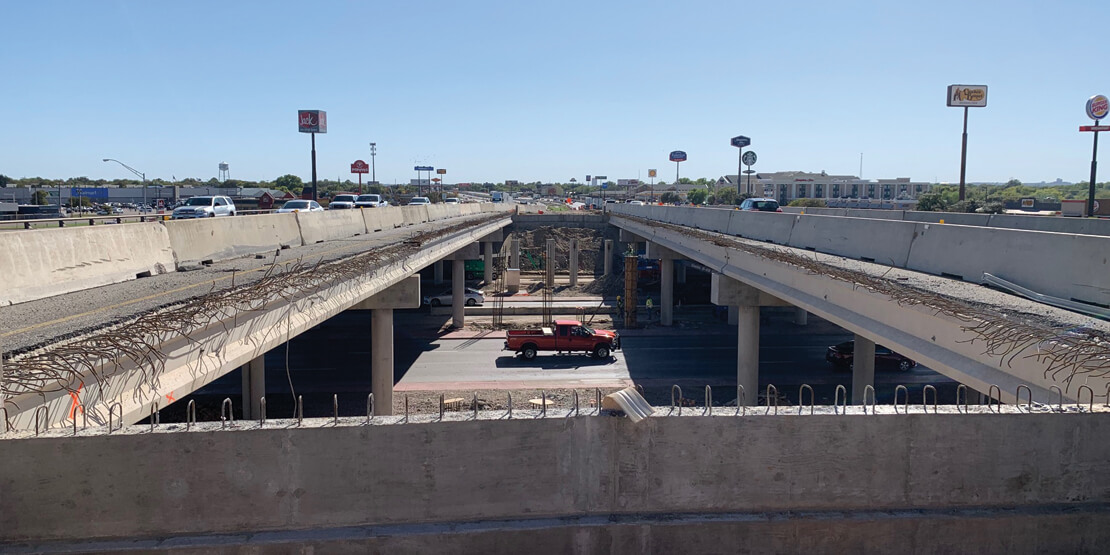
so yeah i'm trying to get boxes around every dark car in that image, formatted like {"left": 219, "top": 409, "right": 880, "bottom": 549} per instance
{"left": 738, "top": 197, "right": 782, "bottom": 212}
{"left": 825, "top": 340, "right": 916, "bottom": 372}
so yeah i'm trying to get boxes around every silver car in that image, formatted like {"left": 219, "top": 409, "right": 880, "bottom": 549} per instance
{"left": 422, "top": 287, "right": 485, "bottom": 307}
{"left": 171, "top": 196, "right": 236, "bottom": 219}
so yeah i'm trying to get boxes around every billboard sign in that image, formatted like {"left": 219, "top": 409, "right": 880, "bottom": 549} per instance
{"left": 436, "top": 168, "right": 447, "bottom": 175}
{"left": 298, "top": 110, "right": 327, "bottom": 133}
{"left": 70, "top": 187, "right": 109, "bottom": 199}
{"left": 414, "top": 165, "right": 434, "bottom": 172}
{"left": 648, "top": 169, "right": 657, "bottom": 178}
{"left": 946, "top": 85, "right": 988, "bottom": 107}
{"left": 669, "top": 150, "right": 687, "bottom": 162}
{"left": 1086, "top": 94, "right": 1109, "bottom": 121}
{"left": 730, "top": 135, "right": 751, "bottom": 148}
{"left": 351, "top": 160, "right": 369, "bottom": 174}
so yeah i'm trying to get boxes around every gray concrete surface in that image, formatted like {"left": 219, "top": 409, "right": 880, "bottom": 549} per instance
{"left": 3, "top": 409, "right": 1108, "bottom": 552}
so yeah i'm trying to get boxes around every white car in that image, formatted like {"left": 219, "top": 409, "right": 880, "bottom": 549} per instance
{"left": 277, "top": 200, "right": 324, "bottom": 213}
{"left": 444, "top": 197, "right": 460, "bottom": 204}
{"left": 329, "top": 194, "right": 358, "bottom": 209}
{"left": 171, "top": 196, "right": 236, "bottom": 219}
{"left": 423, "top": 287, "right": 485, "bottom": 307}
{"left": 408, "top": 196, "right": 431, "bottom": 206}
{"left": 355, "top": 194, "right": 388, "bottom": 208}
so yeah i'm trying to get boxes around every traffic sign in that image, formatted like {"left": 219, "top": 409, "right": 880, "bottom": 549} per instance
{"left": 1080, "top": 125, "right": 1110, "bottom": 132}
{"left": 742, "top": 151, "right": 757, "bottom": 166}
{"left": 730, "top": 136, "right": 751, "bottom": 148}
{"left": 601, "top": 182, "right": 608, "bottom": 189}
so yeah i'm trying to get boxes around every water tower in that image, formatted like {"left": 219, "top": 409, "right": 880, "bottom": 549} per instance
{"left": 218, "top": 162, "right": 230, "bottom": 182}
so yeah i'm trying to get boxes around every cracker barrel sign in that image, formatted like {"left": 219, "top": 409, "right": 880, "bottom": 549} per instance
{"left": 947, "top": 85, "right": 988, "bottom": 108}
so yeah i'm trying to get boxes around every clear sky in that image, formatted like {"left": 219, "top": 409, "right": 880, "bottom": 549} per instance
{"left": 1, "top": 1, "right": 1105, "bottom": 185}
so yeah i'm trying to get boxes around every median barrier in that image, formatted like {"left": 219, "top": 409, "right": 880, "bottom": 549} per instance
{"left": 461, "top": 204, "right": 479, "bottom": 215}
{"left": 844, "top": 208, "right": 904, "bottom": 220}
{"left": 361, "top": 209, "right": 383, "bottom": 232}
{"left": 426, "top": 204, "right": 447, "bottom": 221}
{"left": 787, "top": 215, "right": 916, "bottom": 266}
{"left": 986, "top": 213, "right": 1110, "bottom": 237}
{"left": 376, "top": 207, "right": 405, "bottom": 229}
{"left": 904, "top": 211, "right": 990, "bottom": 226}
{"left": 727, "top": 211, "right": 796, "bottom": 244}
{"left": 297, "top": 210, "right": 367, "bottom": 244}
{"left": 1, "top": 223, "right": 176, "bottom": 305}
{"left": 400, "top": 205, "right": 430, "bottom": 226}
{"left": 905, "top": 223, "right": 1110, "bottom": 305}
{"left": 165, "top": 213, "right": 302, "bottom": 268}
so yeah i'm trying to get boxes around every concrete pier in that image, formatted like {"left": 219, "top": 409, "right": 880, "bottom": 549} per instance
{"left": 852, "top": 335, "right": 876, "bottom": 404}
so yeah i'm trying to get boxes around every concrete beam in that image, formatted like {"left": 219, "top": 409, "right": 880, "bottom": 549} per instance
{"left": 445, "top": 243, "right": 480, "bottom": 261}
{"left": 646, "top": 242, "right": 684, "bottom": 260}
{"left": 619, "top": 229, "right": 646, "bottom": 243}
{"left": 710, "top": 274, "right": 789, "bottom": 307}
{"left": 350, "top": 276, "right": 421, "bottom": 310}
{"left": 479, "top": 229, "right": 504, "bottom": 243}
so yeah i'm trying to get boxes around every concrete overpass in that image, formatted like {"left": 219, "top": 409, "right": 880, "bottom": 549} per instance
{"left": 1, "top": 203, "right": 513, "bottom": 430}
{"left": 606, "top": 203, "right": 1110, "bottom": 405}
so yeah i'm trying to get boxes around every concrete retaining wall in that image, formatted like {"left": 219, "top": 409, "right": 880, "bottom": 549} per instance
{"left": 2, "top": 412, "right": 1107, "bottom": 551}
{"left": 0, "top": 223, "right": 176, "bottom": 305}
{"left": 296, "top": 210, "right": 367, "bottom": 244}
{"left": 164, "top": 213, "right": 302, "bottom": 267}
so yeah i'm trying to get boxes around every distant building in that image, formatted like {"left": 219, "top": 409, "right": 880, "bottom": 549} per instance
{"left": 718, "top": 171, "right": 932, "bottom": 207}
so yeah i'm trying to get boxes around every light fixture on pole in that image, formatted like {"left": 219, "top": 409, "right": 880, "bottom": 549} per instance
{"left": 730, "top": 135, "right": 751, "bottom": 197}
{"left": 369, "top": 142, "right": 377, "bottom": 184}
{"left": 102, "top": 158, "right": 146, "bottom": 206}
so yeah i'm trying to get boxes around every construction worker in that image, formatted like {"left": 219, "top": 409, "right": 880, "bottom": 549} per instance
{"left": 645, "top": 297, "right": 654, "bottom": 321}
{"left": 616, "top": 295, "right": 624, "bottom": 316}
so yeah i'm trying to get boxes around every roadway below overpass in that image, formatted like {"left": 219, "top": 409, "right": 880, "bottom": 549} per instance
{"left": 607, "top": 207, "right": 1110, "bottom": 405}
{"left": 1, "top": 210, "right": 511, "bottom": 431}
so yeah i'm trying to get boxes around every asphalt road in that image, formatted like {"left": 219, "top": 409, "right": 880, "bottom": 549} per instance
{"left": 177, "top": 308, "right": 959, "bottom": 421}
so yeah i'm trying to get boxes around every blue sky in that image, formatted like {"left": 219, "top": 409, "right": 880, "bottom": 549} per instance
{"left": 1, "top": 1, "right": 1105, "bottom": 185}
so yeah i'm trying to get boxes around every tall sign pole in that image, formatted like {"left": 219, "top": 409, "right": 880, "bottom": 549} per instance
{"left": 1082, "top": 95, "right": 1109, "bottom": 217}
{"left": 648, "top": 169, "right": 657, "bottom": 203}
{"left": 669, "top": 151, "right": 687, "bottom": 197}
{"left": 730, "top": 136, "right": 751, "bottom": 196}
{"left": 298, "top": 110, "right": 327, "bottom": 200}
{"left": 742, "top": 150, "right": 757, "bottom": 194}
{"left": 947, "top": 85, "right": 987, "bottom": 201}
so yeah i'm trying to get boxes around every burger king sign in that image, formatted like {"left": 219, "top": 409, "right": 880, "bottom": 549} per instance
{"left": 1086, "top": 95, "right": 1109, "bottom": 122}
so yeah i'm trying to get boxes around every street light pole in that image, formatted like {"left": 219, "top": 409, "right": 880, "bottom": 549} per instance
{"left": 370, "top": 142, "right": 377, "bottom": 185}
{"left": 102, "top": 158, "right": 146, "bottom": 206}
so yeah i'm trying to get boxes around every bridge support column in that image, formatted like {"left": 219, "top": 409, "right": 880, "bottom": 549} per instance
{"left": 660, "top": 258, "right": 674, "bottom": 326}
{"left": 546, "top": 239, "right": 556, "bottom": 289}
{"left": 728, "top": 306, "right": 738, "bottom": 326}
{"left": 676, "top": 262, "right": 687, "bottom": 284}
{"left": 434, "top": 260, "right": 444, "bottom": 285}
{"left": 794, "top": 308, "right": 808, "bottom": 326}
{"left": 569, "top": 239, "right": 579, "bottom": 287}
{"left": 736, "top": 305, "right": 759, "bottom": 404}
{"left": 372, "top": 308, "right": 394, "bottom": 415}
{"left": 852, "top": 335, "right": 876, "bottom": 405}
{"left": 453, "top": 259, "right": 466, "bottom": 328}
{"left": 350, "top": 276, "right": 422, "bottom": 416}
{"left": 603, "top": 239, "right": 613, "bottom": 276}
{"left": 711, "top": 274, "right": 787, "bottom": 405}
{"left": 240, "top": 356, "right": 265, "bottom": 420}
{"left": 482, "top": 243, "right": 493, "bottom": 284}
{"left": 510, "top": 238, "right": 520, "bottom": 270}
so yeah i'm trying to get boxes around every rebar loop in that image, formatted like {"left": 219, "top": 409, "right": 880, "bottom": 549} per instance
{"left": 439, "top": 393, "right": 445, "bottom": 422}
{"left": 297, "top": 395, "right": 304, "bottom": 426}
{"left": 108, "top": 402, "right": 123, "bottom": 433}
{"left": 149, "top": 400, "right": 160, "bottom": 431}
{"left": 473, "top": 392, "right": 479, "bottom": 420}
{"left": 765, "top": 384, "right": 779, "bottom": 415}
{"left": 987, "top": 385, "right": 1001, "bottom": 413}
{"left": 922, "top": 385, "right": 937, "bottom": 414}
{"left": 704, "top": 385, "right": 713, "bottom": 416}
{"left": 506, "top": 392, "right": 513, "bottom": 419}
{"left": 798, "top": 384, "right": 814, "bottom": 415}
{"left": 33, "top": 405, "right": 49, "bottom": 436}
{"left": 333, "top": 394, "right": 339, "bottom": 425}
{"left": 220, "top": 398, "right": 234, "bottom": 428}
{"left": 1050, "top": 386, "right": 1064, "bottom": 410}
{"left": 571, "top": 391, "right": 579, "bottom": 418}
{"left": 1078, "top": 385, "right": 1094, "bottom": 411}
{"left": 259, "top": 397, "right": 267, "bottom": 426}
{"left": 186, "top": 400, "right": 196, "bottom": 431}
{"left": 834, "top": 385, "right": 847, "bottom": 415}
{"left": 72, "top": 404, "right": 87, "bottom": 436}
{"left": 671, "top": 385, "right": 683, "bottom": 415}
{"left": 955, "top": 384, "right": 969, "bottom": 413}
{"left": 1016, "top": 385, "right": 1032, "bottom": 411}
{"left": 366, "top": 393, "right": 374, "bottom": 423}
{"left": 864, "top": 385, "right": 877, "bottom": 414}
{"left": 735, "top": 385, "right": 746, "bottom": 416}
{"left": 893, "top": 385, "right": 909, "bottom": 414}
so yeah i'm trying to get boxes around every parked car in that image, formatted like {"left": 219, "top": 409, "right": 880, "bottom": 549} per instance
{"left": 329, "top": 194, "right": 358, "bottom": 209}
{"left": 826, "top": 340, "right": 916, "bottom": 372}
{"left": 276, "top": 200, "right": 324, "bottom": 213}
{"left": 408, "top": 196, "right": 431, "bottom": 205}
{"left": 354, "top": 194, "right": 387, "bottom": 208}
{"left": 171, "top": 196, "right": 236, "bottom": 219}
{"left": 738, "top": 197, "right": 783, "bottom": 212}
{"left": 422, "top": 287, "right": 485, "bottom": 307}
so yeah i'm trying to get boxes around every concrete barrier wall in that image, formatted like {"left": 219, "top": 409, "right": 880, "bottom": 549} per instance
{"left": 164, "top": 213, "right": 302, "bottom": 267}
{"left": 361, "top": 208, "right": 383, "bottom": 231}
{"left": 296, "top": 210, "right": 367, "bottom": 244}
{"left": 3, "top": 412, "right": 1108, "bottom": 549}
{"left": 426, "top": 204, "right": 448, "bottom": 221}
{"left": 788, "top": 215, "right": 917, "bottom": 266}
{"left": 400, "top": 205, "right": 430, "bottom": 226}
{"left": 0, "top": 223, "right": 176, "bottom": 305}
{"left": 376, "top": 206, "right": 405, "bottom": 229}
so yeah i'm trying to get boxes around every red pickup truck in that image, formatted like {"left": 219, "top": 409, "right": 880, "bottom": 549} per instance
{"left": 504, "top": 320, "right": 621, "bottom": 360}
